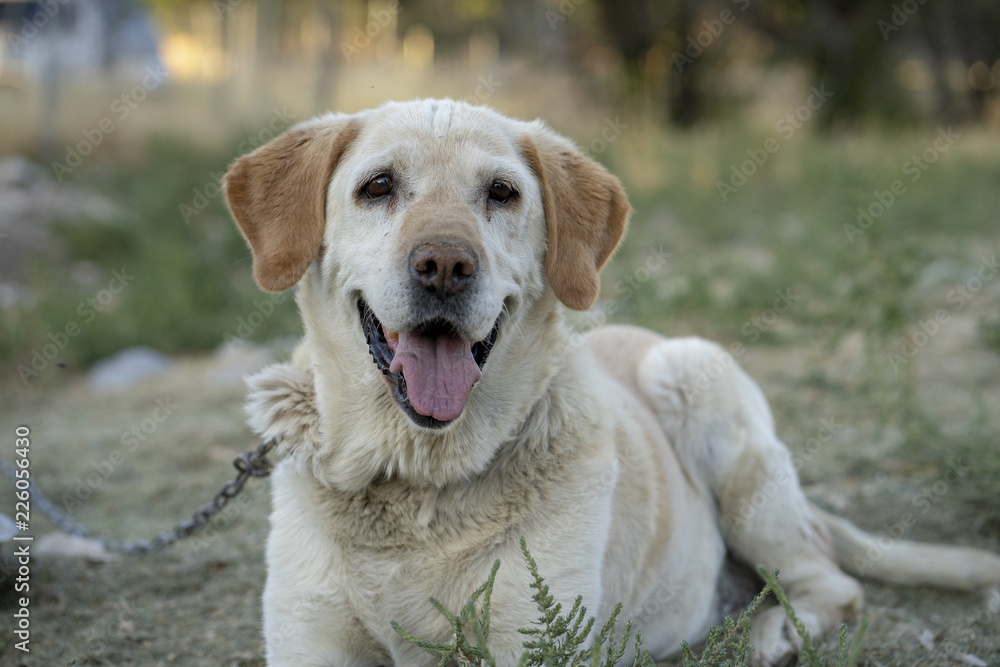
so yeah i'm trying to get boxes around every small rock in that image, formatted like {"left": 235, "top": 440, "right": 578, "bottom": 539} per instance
{"left": 35, "top": 533, "right": 118, "bottom": 562}
{"left": 0, "top": 513, "right": 17, "bottom": 542}
{"left": 88, "top": 346, "right": 173, "bottom": 393}
{"left": 916, "top": 627, "right": 935, "bottom": 651}
{"left": 958, "top": 654, "right": 988, "bottom": 667}
{"left": 0, "top": 156, "right": 43, "bottom": 189}
{"left": 987, "top": 588, "right": 1000, "bottom": 613}
{"left": 210, "top": 340, "right": 272, "bottom": 386}
{"left": 0, "top": 283, "right": 36, "bottom": 309}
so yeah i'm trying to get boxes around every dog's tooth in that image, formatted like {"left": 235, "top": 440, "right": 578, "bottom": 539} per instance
{"left": 385, "top": 329, "right": 399, "bottom": 341}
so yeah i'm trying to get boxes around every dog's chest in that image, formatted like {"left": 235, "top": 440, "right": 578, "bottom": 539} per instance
{"left": 304, "top": 475, "right": 540, "bottom": 641}
{"left": 310, "top": 474, "right": 536, "bottom": 550}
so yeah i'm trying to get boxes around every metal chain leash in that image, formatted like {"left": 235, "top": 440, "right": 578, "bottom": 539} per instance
{"left": 0, "top": 438, "right": 278, "bottom": 555}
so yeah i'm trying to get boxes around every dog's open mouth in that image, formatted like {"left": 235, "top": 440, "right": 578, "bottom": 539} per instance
{"left": 359, "top": 300, "right": 499, "bottom": 428}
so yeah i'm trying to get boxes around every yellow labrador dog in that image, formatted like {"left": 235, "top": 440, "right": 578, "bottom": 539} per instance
{"left": 223, "top": 99, "right": 1000, "bottom": 666}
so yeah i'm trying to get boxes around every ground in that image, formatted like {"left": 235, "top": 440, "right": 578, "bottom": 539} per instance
{"left": 1, "top": 123, "right": 999, "bottom": 666}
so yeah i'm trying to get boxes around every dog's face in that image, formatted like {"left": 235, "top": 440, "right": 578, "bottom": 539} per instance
{"left": 325, "top": 104, "right": 545, "bottom": 428}
{"left": 225, "top": 100, "right": 629, "bottom": 431}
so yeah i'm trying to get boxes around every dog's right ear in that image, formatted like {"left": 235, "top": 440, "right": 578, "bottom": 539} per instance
{"left": 224, "top": 115, "right": 361, "bottom": 292}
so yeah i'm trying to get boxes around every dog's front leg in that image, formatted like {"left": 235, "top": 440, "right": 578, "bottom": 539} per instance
{"left": 263, "top": 588, "right": 388, "bottom": 667}
{"left": 263, "top": 462, "right": 389, "bottom": 667}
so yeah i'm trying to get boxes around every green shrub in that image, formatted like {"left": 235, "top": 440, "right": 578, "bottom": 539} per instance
{"left": 392, "top": 538, "right": 866, "bottom": 667}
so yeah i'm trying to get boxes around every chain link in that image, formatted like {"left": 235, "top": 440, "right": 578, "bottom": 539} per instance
{"left": 0, "top": 438, "right": 278, "bottom": 555}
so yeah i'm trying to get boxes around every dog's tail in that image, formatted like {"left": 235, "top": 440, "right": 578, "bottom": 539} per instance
{"left": 810, "top": 503, "right": 1000, "bottom": 591}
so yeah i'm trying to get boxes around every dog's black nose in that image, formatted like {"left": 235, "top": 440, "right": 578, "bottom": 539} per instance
{"left": 409, "top": 242, "right": 478, "bottom": 297}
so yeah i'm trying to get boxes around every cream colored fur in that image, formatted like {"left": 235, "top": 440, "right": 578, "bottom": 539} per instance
{"left": 228, "top": 99, "right": 1000, "bottom": 666}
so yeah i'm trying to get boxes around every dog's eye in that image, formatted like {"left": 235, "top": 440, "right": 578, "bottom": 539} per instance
{"left": 489, "top": 181, "right": 514, "bottom": 203}
{"left": 363, "top": 174, "right": 393, "bottom": 199}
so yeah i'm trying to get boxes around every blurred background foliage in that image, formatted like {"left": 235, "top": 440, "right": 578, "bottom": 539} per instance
{"left": 0, "top": 0, "right": 998, "bottom": 377}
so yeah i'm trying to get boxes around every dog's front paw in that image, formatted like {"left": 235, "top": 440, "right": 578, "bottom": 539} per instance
{"left": 748, "top": 606, "right": 804, "bottom": 667}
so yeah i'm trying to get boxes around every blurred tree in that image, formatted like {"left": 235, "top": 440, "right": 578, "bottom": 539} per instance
{"left": 312, "top": 0, "right": 338, "bottom": 113}
{"left": 915, "top": 0, "right": 1000, "bottom": 122}
{"left": 593, "top": 0, "right": 702, "bottom": 125}
{"left": 747, "top": 0, "right": 909, "bottom": 127}
{"left": 129, "top": 0, "right": 999, "bottom": 127}
{"left": 593, "top": 0, "right": 1000, "bottom": 127}
{"left": 745, "top": 0, "right": 1000, "bottom": 127}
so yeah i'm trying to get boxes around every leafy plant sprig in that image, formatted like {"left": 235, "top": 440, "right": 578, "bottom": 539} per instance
{"left": 393, "top": 541, "right": 866, "bottom": 667}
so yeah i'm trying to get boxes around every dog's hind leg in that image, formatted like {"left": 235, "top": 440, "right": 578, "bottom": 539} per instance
{"left": 637, "top": 337, "right": 863, "bottom": 666}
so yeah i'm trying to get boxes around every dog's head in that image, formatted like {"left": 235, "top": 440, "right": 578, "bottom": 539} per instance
{"left": 225, "top": 100, "right": 629, "bottom": 434}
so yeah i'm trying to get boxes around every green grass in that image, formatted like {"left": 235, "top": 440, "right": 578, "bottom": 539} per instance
{"left": 2, "top": 135, "right": 301, "bottom": 381}
{"left": 607, "top": 126, "right": 999, "bottom": 336}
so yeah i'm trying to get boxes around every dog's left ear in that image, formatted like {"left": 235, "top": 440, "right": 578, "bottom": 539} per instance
{"left": 224, "top": 115, "right": 361, "bottom": 292}
{"left": 519, "top": 124, "right": 631, "bottom": 311}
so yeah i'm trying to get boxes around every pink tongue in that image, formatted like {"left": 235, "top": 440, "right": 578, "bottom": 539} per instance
{"left": 388, "top": 329, "right": 481, "bottom": 422}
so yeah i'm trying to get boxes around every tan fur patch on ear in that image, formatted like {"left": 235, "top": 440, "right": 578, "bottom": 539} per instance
{"left": 519, "top": 131, "right": 630, "bottom": 311}
{"left": 224, "top": 118, "right": 360, "bottom": 292}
